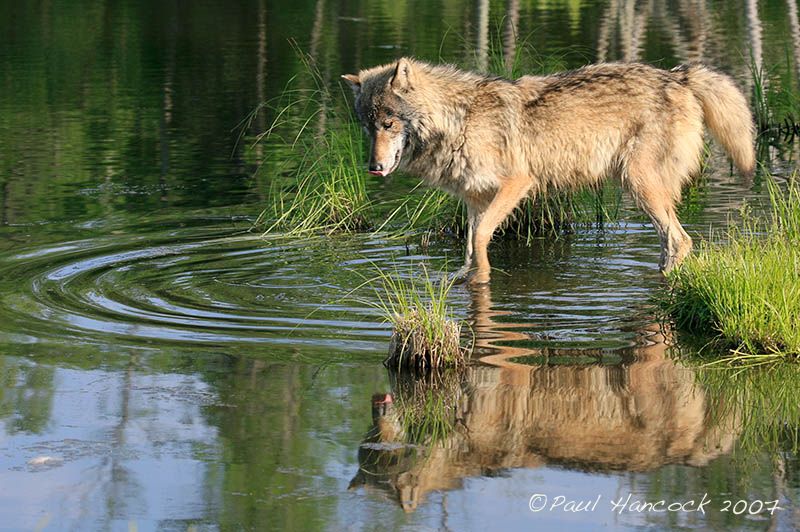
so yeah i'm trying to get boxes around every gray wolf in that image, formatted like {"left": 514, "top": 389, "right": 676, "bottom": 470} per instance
{"left": 342, "top": 58, "right": 755, "bottom": 284}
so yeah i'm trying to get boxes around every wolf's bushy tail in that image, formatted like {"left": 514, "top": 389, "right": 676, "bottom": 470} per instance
{"left": 686, "top": 65, "right": 756, "bottom": 176}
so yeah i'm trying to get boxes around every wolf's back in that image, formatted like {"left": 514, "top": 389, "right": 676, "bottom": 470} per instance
{"left": 684, "top": 65, "right": 756, "bottom": 176}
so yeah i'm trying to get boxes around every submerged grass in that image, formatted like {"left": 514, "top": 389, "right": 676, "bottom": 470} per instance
{"left": 362, "top": 265, "right": 467, "bottom": 372}
{"left": 662, "top": 177, "right": 800, "bottom": 360}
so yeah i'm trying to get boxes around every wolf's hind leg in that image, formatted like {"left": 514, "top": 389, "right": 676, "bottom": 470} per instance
{"left": 630, "top": 173, "right": 693, "bottom": 273}
{"left": 470, "top": 177, "right": 532, "bottom": 285}
{"left": 645, "top": 203, "right": 692, "bottom": 273}
{"left": 666, "top": 209, "right": 693, "bottom": 270}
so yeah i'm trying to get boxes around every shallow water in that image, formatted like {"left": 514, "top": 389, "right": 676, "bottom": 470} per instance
{"left": 1, "top": 1, "right": 800, "bottom": 530}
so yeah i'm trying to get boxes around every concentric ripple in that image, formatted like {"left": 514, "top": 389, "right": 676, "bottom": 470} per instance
{"left": 0, "top": 226, "right": 414, "bottom": 353}
{"left": 0, "top": 219, "right": 672, "bottom": 360}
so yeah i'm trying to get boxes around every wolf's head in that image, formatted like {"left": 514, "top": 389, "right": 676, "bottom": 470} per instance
{"left": 341, "top": 58, "right": 417, "bottom": 177}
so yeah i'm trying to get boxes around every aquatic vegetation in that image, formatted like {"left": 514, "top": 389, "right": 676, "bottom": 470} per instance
{"left": 750, "top": 57, "right": 800, "bottom": 145}
{"left": 750, "top": 60, "right": 772, "bottom": 134}
{"left": 662, "top": 177, "right": 800, "bottom": 360}
{"left": 365, "top": 266, "right": 467, "bottom": 372}
{"left": 378, "top": 181, "right": 621, "bottom": 243}
{"left": 262, "top": 120, "right": 372, "bottom": 235}
{"left": 373, "top": 186, "right": 465, "bottom": 237}
{"left": 503, "top": 183, "right": 622, "bottom": 241}
{"left": 255, "top": 51, "right": 373, "bottom": 235}
{"left": 388, "top": 308, "right": 463, "bottom": 372}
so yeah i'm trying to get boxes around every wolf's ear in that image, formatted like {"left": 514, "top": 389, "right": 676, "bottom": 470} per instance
{"left": 341, "top": 74, "right": 361, "bottom": 96}
{"left": 390, "top": 58, "right": 414, "bottom": 92}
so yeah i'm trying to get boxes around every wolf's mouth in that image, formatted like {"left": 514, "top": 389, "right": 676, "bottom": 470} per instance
{"left": 368, "top": 147, "right": 403, "bottom": 177}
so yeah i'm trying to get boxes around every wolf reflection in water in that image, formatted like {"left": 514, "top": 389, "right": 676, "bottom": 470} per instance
{"left": 349, "top": 287, "right": 739, "bottom": 512}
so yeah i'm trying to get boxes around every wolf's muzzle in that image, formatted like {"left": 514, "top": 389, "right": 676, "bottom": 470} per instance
{"left": 368, "top": 162, "right": 384, "bottom": 175}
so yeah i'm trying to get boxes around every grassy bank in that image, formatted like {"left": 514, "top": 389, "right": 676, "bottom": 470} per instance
{"left": 662, "top": 178, "right": 800, "bottom": 361}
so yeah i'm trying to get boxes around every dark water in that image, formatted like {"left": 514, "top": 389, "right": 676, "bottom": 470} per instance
{"left": 1, "top": 1, "right": 800, "bottom": 530}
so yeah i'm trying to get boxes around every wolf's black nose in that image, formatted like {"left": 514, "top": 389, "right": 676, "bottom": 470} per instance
{"left": 369, "top": 162, "right": 383, "bottom": 172}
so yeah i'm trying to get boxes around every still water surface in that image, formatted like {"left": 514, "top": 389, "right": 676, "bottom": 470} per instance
{"left": 1, "top": 1, "right": 799, "bottom": 530}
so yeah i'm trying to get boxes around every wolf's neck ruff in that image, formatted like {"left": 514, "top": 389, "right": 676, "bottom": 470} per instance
{"left": 400, "top": 64, "right": 506, "bottom": 198}
{"left": 342, "top": 58, "right": 755, "bottom": 284}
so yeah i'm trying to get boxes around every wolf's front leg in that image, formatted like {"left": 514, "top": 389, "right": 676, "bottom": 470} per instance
{"left": 470, "top": 177, "right": 532, "bottom": 285}
{"left": 449, "top": 206, "right": 477, "bottom": 282}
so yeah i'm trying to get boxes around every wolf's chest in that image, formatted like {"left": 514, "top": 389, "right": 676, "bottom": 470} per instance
{"left": 409, "top": 150, "right": 500, "bottom": 200}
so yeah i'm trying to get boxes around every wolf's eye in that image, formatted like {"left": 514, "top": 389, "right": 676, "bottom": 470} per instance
{"left": 382, "top": 121, "right": 393, "bottom": 130}
{"left": 385, "top": 109, "right": 394, "bottom": 118}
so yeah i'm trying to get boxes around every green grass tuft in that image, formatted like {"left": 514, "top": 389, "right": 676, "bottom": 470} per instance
{"left": 363, "top": 265, "right": 467, "bottom": 372}
{"left": 263, "top": 120, "right": 372, "bottom": 235}
{"left": 255, "top": 50, "right": 372, "bottom": 236}
{"left": 661, "top": 176, "right": 800, "bottom": 360}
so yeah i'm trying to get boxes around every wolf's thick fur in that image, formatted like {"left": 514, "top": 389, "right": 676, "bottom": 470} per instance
{"left": 343, "top": 59, "right": 755, "bottom": 283}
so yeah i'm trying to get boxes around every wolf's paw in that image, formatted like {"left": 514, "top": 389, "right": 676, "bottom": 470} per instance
{"left": 467, "top": 270, "right": 490, "bottom": 286}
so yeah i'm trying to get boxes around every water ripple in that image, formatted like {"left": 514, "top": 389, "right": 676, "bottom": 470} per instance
{"left": 0, "top": 222, "right": 676, "bottom": 357}
{"left": 0, "top": 229, "right": 403, "bottom": 352}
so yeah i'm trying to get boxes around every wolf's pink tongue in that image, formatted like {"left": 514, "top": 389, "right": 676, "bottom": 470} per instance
{"left": 368, "top": 170, "right": 384, "bottom": 176}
